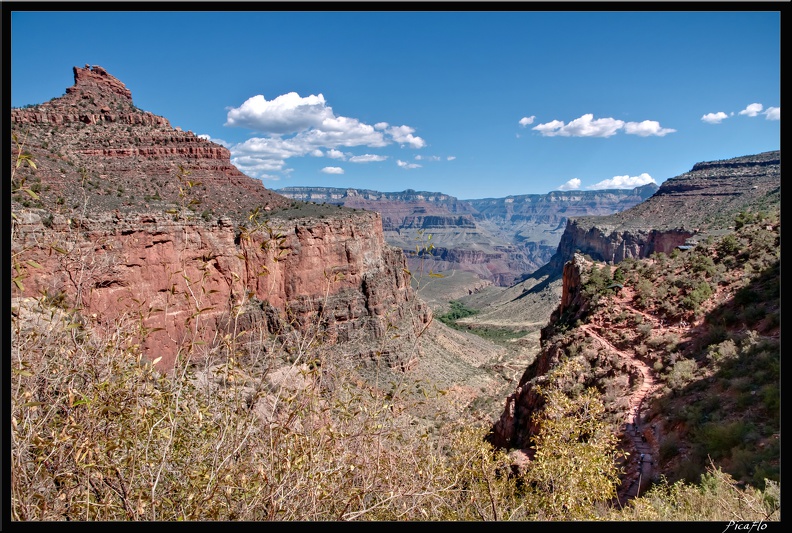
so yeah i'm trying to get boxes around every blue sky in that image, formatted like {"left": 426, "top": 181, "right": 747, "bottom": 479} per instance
{"left": 10, "top": 9, "right": 781, "bottom": 199}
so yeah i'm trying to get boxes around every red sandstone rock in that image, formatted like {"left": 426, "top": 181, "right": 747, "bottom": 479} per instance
{"left": 11, "top": 66, "right": 430, "bottom": 370}
{"left": 12, "top": 208, "right": 429, "bottom": 371}
{"left": 66, "top": 64, "right": 133, "bottom": 99}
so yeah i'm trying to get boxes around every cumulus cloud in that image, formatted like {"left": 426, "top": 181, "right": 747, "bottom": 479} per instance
{"left": 588, "top": 173, "right": 656, "bottom": 190}
{"left": 349, "top": 154, "right": 388, "bottom": 163}
{"left": 623, "top": 120, "right": 676, "bottom": 136}
{"left": 533, "top": 114, "right": 624, "bottom": 137}
{"left": 532, "top": 114, "right": 674, "bottom": 137}
{"left": 701, "top": 112, "right": 729, "bottom": 124}
{"left": 386, "top": 125, "right": 426, "bottom": 148}
{"left": 224, "top": 93, "right": 427, "bottom": 179}
{"left": 397, "top": 160, "right": 421, "bottom": 169}
{"left": 321, "top": 166, "right": 344, "bottom": 174}
{"left": 447, "top": 156, "right": 456, "bottom": 161}
{"left": 739, "top": 103, "right": 764, "bottom": 117}
{"left": 225, "top": 92, "right": 333, "bottom": 134}
{"left": 557, "top": 178, "right": 581, "bottom": 190}
{"left": 764, "top": 107, "right": 780, "bottom": 120}
{"left": 519, "top": 116, "right": 535, "bottom": 127}
{"left": 326, "top": 149, "right": 347, "bottom": 160}
{"left": 415, "top": 155, "right": 441, "bottom": 161}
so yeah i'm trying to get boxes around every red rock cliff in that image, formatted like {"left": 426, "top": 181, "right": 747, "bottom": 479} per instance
{"left": 11, "top": 66, "right": 430, "bottom": 370}
{"left": 12, "top": 208, "right": 429, "bottom": 371}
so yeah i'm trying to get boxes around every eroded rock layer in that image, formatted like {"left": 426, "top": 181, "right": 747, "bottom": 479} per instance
{"left": 11, "top": 65, "right": 429, "bottom": 370}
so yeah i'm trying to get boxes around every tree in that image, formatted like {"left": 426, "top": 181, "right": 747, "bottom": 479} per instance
{"left": 524, "top": 358, "right": 622, "bottom": 518}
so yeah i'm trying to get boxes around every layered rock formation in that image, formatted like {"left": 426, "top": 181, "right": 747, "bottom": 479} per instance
{"left": 489, "top": 254, "right": 589, "bottom": 450}
{"left": 11, "top": 65, "right": 429, "bottom": 370}
{"left": 489, "top": 149, "right": 781, "bottom": 456}
{"left": 543, "top": 151, "right": 780, "bottom": 272}
{"left": 12, "top": 208, "right": 428, "bottom": 371}
{"left": 276, "top": 185, "right": 656, "bottom": 286}
{"left": 11, "top": 64, "right": 291, "bottom": 220}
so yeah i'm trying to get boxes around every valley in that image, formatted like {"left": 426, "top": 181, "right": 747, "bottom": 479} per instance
{"left": 9, "top": 64, "right": 780, "bottom": 521}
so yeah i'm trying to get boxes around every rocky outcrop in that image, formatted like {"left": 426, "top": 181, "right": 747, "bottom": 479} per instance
{"left": 277, "top": 186, "right": 655, "bottom": 286}
{"left": 11, "top": 64, "right": 291, "bottom": 221}
{"left": 546, "top": 223, "right": 695, "bottom": 272}
{"left": 68, "top": 64, "right": 133, "bottom": 99}
{"left": 489, "top": 254, "right": 589, "bottom": 450}
{"left": 11, "top": 66, "right": 430, "bottom": 371}
{"left": 542, "top": 151, "right": 780, "bottom": 273}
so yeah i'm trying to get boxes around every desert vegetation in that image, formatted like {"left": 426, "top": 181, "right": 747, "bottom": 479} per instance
{"left": 10, "top": 121, "right": 780, "bottom": 521}
{"left": 10, "top": 200, "right": 780, "bottom": 521}
{"left": 542, "top": 209, "right": 780, "bottom": 493}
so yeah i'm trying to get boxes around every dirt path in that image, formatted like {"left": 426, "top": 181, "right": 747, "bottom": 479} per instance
{"left": 578, "top": 321, "right": 660, "bottom": 504}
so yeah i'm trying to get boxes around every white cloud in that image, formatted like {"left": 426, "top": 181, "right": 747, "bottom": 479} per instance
{"left": 739, "top": 103, "right": 764, "bottom": 117}
{"left": 532, "top": 119, "right": 565, "bottom": 135}
{"left": 447, "top": 156, "right": 456, "bottom": 161}
{"left": 326, "top": 149, "right": 347, "bottom": 160}
{"left": 415, "top": 155, "right": 441, "bottom": 161}
{"left": 557, "top": 178, "right": 581, "bottom": 190}
{"left": 701, "top": 112, "right": 729, "bottom": 124}
{"left": 623, "top": 120, "right": 676, "bottom": 136}
{"left": 349, "top": 154, "right": 388, "bottom": 163}
{"left": 588, "top": 172, "right": 656, "bottom": 190}
{"left": 764, "top": 107, "right": 780, "bottom": 120}
{"left": 397, "top": 160, "right": 421, "bottom": 169}
{"left": 231, "top": 152, "right": 289, "bottom": 177}
{"left": 321, "top": 166, "right": 344, "bottom": 174}
{"left": 386, "top": 125, "right": 426, "bottom": 148}
{"left": 225, "top": 92, "right": 333, "bottom": 133}
{"left": 225, "top": 92, "right": 427, "bottom": 179}
{"left": 532, "top": 113, "right": 673, "bottom": 137}
{"left": 533, "top": 114, "right": 624, "bottom": 137}
{"left": 519, "top": 116, "right": 535, "bottom": 127}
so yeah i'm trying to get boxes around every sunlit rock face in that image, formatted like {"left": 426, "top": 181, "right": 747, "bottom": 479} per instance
{"left": 277, "top": 185, "right": 658, "bottom": 286}
{"left": 11, "top": 65, "right": 429, "bottom": 370}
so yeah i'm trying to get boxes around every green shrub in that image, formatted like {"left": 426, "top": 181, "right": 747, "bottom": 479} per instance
{"left": 665, "top": 358, "right": 698, "bottom": 390}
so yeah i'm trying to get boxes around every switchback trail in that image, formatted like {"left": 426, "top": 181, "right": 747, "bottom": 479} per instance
{"left": 578, "top": 320, "right": 660, "bottom": 505}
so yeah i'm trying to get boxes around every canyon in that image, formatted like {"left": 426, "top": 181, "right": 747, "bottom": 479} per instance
{"left": 277, "top": 184, "right": 657, "bottom": 287}
{"left": 11, "top": 65, "right": 429, "bottom": 372}
{"left": 10, "top": 65, "right": 780, "bottom": 509}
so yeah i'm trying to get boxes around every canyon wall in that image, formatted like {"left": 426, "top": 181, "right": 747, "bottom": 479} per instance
{"left": 11, "top": 65, "right": 429, "bottom": 371}
{"left": 542, "top": 150, "right": 780, "bottom": 273}
{"left": 277, "top": 185, "right": 657, "bottom": 286}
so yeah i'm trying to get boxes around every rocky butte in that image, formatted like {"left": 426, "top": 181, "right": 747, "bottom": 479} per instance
{"left": 11, "top": 65, "right": 430, "bottom": 371}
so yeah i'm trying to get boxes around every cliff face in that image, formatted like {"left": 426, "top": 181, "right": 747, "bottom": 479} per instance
{"left": 276, "top": 185, "right": 656, "bottom": 286}
{"left": 543, "top": 151, "right": 780, "bottom": 272}
{"left": 547, "top": 223, "right": 695, "bottom": 272}
{"left": 12, "top": 209, "right": 427, "bottom": 371}
{"left": 489, "top": 254, "right": 589, "bottom": 450}
{"left": 11, "top": 65, "right": 429, "bottom": 370}
{"left": 11, "top": 64, "right": 291, "bottom": 221}
{"left": 466, "top": 185, "right": 658, "bottom": 225}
